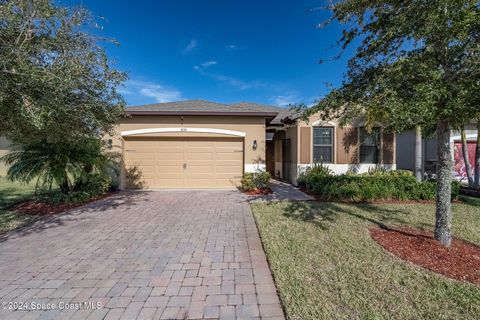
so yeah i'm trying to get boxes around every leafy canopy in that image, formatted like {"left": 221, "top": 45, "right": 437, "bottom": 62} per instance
{"left": 0, "top": 0, "right": 126, "bottom": 144}
{"left": 305, "top": 0, "right": 480, "bottom": 132}
{"left": 1, "top": 138, "right": 117, "bottom": 193}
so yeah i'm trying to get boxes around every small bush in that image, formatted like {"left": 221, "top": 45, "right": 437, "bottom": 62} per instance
{"left": 241, "top": 171, "right": 271, "bottom": 191}
{"left": 44, "top": 191, "right": 91, "bottom": 205}
{"left": 76, "top": 173, "right": 112, "bottom": 197}
{"left": 304, "top": 169, "right": 458, "bottom": 201}
{"left": 66, "top": 191, "right": 92, "bottom": 204}
{"left": 297, "top": 163, "right": 333, "bottom": 188}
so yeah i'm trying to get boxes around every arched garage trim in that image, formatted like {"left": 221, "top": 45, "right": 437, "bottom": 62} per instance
{"left": 120, "top": 127, "right": 246, "bottom": 137}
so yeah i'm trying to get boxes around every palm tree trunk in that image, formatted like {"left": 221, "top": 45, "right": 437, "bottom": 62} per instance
{"left": 461, "top": 127, "right": 474, "bottom": 187}
{"left": 434, "top": 120, "right": 452, "bottom": 247}
{"left": 474, "top": 122, "right": 480, "bottom": 189}
{"left": 415, "top": 125, "right": 423, "bottom": 182}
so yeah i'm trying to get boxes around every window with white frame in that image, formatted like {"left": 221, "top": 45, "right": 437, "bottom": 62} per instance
{"left": 313, "top": 127, "right": 334, "bottom": 163}
{"left": 359, "top": 127, "right": 380, "bottom": 163}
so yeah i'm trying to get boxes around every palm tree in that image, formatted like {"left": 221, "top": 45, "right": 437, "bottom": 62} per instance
{"left": 0, "top": 138, "right": 115, "bottom": 194}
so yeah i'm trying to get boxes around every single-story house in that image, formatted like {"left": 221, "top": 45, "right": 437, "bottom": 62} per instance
{"left": 0, "top": 100, "right": 397, "bottom": 188}
{"left": 396, "top": 124, "right": 478, "bottom": 179}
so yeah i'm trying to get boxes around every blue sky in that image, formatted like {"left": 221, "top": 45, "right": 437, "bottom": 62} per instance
{"left": 63, "top": 1, "right": 352, "bottom": 107}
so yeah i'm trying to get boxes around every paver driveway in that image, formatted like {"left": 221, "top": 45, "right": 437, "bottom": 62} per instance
{"left": 0, "top": 191, "right": 284, "bottom": 320}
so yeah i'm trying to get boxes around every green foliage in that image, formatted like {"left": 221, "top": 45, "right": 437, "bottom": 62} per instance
{"left": 45, "top": 191, "right": 91, "bottom": 205}
{"left": 306, "top": 1, "right": 480, "bottom": 131}
{"left": 241, "top": 171, "right": 271, "bottom": 191}
{"left": 304, "top": 170, "right": 458, "bottom": 202}
{"left": 0, "top": 138, "right": 117, "bottom": 194}
{"left": 297, "top": 163, "right": 333, "bottom": 188}
{"left": 0, "top": 0, "right": 126, "bottom": 144}
{"left": 74, "top": 172, "right": 112, "bottom": 197}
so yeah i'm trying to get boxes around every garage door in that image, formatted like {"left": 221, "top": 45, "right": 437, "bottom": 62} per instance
{"left": 124, "top": 137, "right": 243, "bottom": 188}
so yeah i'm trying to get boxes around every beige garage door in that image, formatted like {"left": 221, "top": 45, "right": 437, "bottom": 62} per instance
{"left": 124, "top": 137, "right": 243, "bottom": 188}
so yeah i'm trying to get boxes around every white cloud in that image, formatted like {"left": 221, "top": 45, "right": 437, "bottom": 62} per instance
{"left": 193, "top": 65, "right": 266, "bottom": 91}
{"left": 225, "top": 44, "right": 238, "bottom": 51}
{"left": 272, "top": 95, "right": 300, "bottom": 107}
{"left": 121, "top": 80, "right": 182, "bottom": 103}
{"left": 194, "top": 61, "right": 218, "bottom": 70}
{"left": 201, "top": 60, "right": 217, "bottom": 67}
{"left": 182, "top": 39, "right": 197, "bottom": 54}
{"left": 208, "top": 73, "right": 265, "bottom": 91}
{"left": 140, "top": 85, "right": 182, "bottom": 103}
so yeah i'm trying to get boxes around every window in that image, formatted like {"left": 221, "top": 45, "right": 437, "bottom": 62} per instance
{"left": 359, "top": 127, "right": 380, "bottom": 163}
{"left": 313, "top": 127, "right": 334, "bottom": 163}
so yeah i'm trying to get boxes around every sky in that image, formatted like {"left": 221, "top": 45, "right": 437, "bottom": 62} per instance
{"left": 62, "top": 0, "right": 353, "bottom": 107}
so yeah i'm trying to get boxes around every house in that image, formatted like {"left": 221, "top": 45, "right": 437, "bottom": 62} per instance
{"left": 113, "top": 100, "right": 396, "bottom": 188}
{"left": 396, "top": 124, "right": 478, "bottom": 179}
{"left": 0, "top": 100, "right": 397, "bottom": 188}
{"left": 266, "top": 111, "right": 396, "bottom": 185}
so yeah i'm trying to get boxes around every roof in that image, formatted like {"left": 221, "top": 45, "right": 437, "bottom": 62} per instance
{"left": 125, "top": 100, "right": 294, "bottom": 124}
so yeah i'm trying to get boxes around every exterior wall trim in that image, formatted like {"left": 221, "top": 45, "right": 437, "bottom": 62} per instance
{"left": 450, "top": 133, "right": 477, "bottom": 142}
{"left": 245, "top": 164, "right": 266, "bottom": 173}
{"left": 120, "top": 127, "right": 246, "bottom": 137}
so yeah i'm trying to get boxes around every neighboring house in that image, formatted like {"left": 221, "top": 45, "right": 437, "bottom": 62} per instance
{"left": 396, "top": 124, "right": 478, "bottom": 179}
{"left": 0, "top": 137, "right": 10, "bottom": 177}
{"left": 0, "top": 100, "right": 398, "bottom": 188}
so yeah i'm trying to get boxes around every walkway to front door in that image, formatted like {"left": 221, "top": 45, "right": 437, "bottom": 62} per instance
{"left": 0, "top": 190, "right": 284, "bottom": 319}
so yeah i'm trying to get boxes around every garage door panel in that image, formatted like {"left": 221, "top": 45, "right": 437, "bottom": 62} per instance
{"left": 125, "top": 137, "right": 243, "bottom": 188}
{"left": 186, "top": 153, "right": 214, "bottom": 160}
{"left": 185, "top": 179, "right": 222, "bottom": 188}
{"left": 215, "top": 153, "right": 242, "bottom": 161}
{"left": 127, "top": 152, "right": 155, "bottom": 161}
{"left": 156, "top": 152, "right": 184, "bottom": 161}
{"left": 155, "top": 179, "right": 184, "bottom": 188}
{"left": 157, "top": 166, "right": 184, "bottom": 174}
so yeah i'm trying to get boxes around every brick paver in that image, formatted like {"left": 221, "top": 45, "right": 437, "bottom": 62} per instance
{"left": 0, "top": 191, "right": 284, "bottom": 319}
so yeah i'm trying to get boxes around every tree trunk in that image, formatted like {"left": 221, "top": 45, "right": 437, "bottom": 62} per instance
{"left": 415, "top": 125, "right": 423, "bottom": 182}
{"left": 434, "top": 121, "right": 453, "bottom": 247}
{"left": 461, "top": 127, "right": 474, "bottom": 187}
{"left": 475, "top": 122, "right": 480, "bottom": 189}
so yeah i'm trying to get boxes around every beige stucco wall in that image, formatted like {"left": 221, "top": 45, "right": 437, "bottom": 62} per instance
{"left": 295, "top": 112, "right": 396, "bottom": 165}
{"left": 111, "top": 115, "right": 268, "bottom": 188}
{"left": 0, "top": 137, "right": 11, "bottom": 177}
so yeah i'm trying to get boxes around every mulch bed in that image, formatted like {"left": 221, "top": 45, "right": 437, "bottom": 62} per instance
{"left": 12, "top": 192, "right": 116, "bottom": 216}
{"left": 244, "top": 188, "right": 272, "bottom": 196}
{"left": 370, "top": 226, "right": 480, "bottom": 286}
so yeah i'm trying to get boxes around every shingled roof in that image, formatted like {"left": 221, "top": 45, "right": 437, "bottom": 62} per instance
{"left": 125, "top": 100, "right": 294, "bottom": 125}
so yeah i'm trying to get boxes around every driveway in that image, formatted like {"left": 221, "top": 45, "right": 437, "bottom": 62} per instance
{"left": 0, "top": 191, "right": 284, "bottom": 320}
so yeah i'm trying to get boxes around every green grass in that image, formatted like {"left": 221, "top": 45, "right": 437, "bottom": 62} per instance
{"left": 251, "top": 199, "right": 480, "bottom": 320}
{"left": 0, "top": 177, "right": 41, "bottom": 233}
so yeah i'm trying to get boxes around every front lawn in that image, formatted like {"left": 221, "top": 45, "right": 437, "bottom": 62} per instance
{"left": 0, "top": 177, "right": 40, "bottom": 233}
{"left": 251, "top": 198, "right": 480, "bottom": 320}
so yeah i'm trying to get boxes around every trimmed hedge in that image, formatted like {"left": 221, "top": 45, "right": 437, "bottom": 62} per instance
{"left": 303, "top": 169, "right": 460, "bottom": 201}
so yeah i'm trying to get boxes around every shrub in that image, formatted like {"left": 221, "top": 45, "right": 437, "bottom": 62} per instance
{"left": 241, "top": 171, "right": 271, "bottom": 191}
{"left": 304, "top": 169, "right": 458, "bottom": 201}
{"left": 76, "top": 172, "right": 112, "bottom": 197}
{"left": 44, "top": 191, "right": 91, "bottom": 205}
{"left": 297, "top": 163, "right": 333, "bottom": 189}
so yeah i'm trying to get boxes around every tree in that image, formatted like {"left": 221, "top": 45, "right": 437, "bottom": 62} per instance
{"left": 475, "top": 122, "right": 480, "bottom": 189}
{"left": 1, "top": 138, "right": 113, "bottom": 194}
{"left": 460, "top": 127, "right": 474, "bottom": 187}
{"left": 307, "top": 0, "right": 480, "bottom": 246}
{"left": 415, "top": 125, "right": 423, "bottom": 182}
{"left": 0, "top": 0, "right": 126, "bottom": 144}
